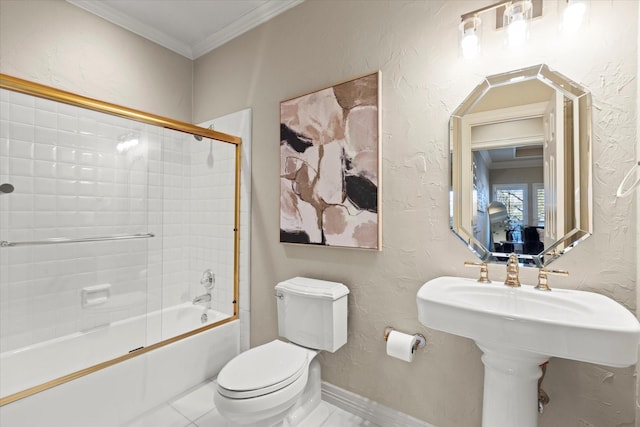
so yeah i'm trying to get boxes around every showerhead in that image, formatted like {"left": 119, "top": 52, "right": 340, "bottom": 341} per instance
{"left": 194, "top": 124, "right": 215, "bottom": 141}
{"left": 193, "top": 124, "right": 216, "bottom": 168}
{"left": 0, "top": 183, "right": 15, "bottom": 194}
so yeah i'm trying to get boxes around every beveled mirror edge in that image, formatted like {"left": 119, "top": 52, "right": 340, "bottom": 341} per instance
{"left": 537, "top": 90, "right": 593, "bottom": 265}
{"left": 449, "top": 64, "right": 593, "bottom": 267}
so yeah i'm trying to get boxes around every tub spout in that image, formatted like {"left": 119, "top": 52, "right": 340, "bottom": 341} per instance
{"left": 193, "top": 293, "right": 212, "bottom": 309}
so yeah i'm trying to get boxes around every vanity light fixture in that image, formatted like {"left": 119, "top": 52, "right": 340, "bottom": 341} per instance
{"left": 459, "top": 0, "right": 541, "bottom": 59}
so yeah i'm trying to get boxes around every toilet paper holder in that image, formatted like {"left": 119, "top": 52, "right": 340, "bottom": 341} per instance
{"left": 383, "top": 326, "right": 426, "bottom": 353}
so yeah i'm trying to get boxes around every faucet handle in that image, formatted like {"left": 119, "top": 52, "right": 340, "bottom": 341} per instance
{"left": 464, "top": 261, "right": 491, "bottom": 283}
{"left": 535, "top": 268, "right": 569, "bottom": 291}
{"left": 200, "top": 269, "right": 215, "bottom": 290}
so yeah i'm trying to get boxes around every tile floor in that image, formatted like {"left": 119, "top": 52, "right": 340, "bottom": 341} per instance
{"left": 124, "top": 379, "right": 379, "bottom": 427}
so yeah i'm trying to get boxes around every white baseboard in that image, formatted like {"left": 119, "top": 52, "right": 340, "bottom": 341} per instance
{"left": 321, "top": 382, "right": 435, "bottom": 427}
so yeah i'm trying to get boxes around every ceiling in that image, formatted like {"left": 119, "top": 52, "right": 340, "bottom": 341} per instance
{"left": 67, "top": 0, "right": 304, "bottom": 60}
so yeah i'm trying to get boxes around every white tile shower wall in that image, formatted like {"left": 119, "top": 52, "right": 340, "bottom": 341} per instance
{"left": 0, "top": 88, "right": 159, "bottom": 351}
{"left": 0, "top": 86, "right": 240, "bottom": 351}
{"left": 0, "top": 88, "right": 240, "bottom": 354}
{"left": 187, "top": 138, "right": 236, "bottom": 316}
{"left": 201, "top": 108, "right": 252, "bottom": 352}
{"left": 154, "top": 128, "right": 189, "bottom": 311}
{"left": 154, "top": 128, "right": 236, "bottom": 317}
{"left": 0, "top": 90, "right": 166, "bottom": 351}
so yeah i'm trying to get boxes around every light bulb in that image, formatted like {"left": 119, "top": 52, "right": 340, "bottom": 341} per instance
{"left": 504, "top": 1, "right": 532, "bottom": 47}
{"left": 459, "top": 16, "right": 481, "bottom": 59}
{"left": 507, "top": 14, "right": 528, "bottom": 46}
{"left": 563, "top": 1, "right": 586, "bottom": 33}
{"left": 461, "top": 31, "right": 479, "bottom": 59}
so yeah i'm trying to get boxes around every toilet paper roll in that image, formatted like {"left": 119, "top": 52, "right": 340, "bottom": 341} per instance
{"left": 386, "top": 330, "right": 417, "bottom": 362}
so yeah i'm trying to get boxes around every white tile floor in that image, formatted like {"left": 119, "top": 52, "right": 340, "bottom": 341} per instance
{"left": 123, "top": 379, "right": 379, "bottom": 427}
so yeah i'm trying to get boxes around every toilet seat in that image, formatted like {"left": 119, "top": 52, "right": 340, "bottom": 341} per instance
{"left": 217, "top": 340, "right": 310, "bottom": 399}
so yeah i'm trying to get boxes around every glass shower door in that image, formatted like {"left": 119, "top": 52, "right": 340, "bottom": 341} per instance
{"left": 0, "top": 88, "right": 153, "bottom": 399}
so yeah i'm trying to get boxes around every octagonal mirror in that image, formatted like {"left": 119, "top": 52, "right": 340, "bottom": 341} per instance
{"left": 450, "top": 64, "right": 592, "bottom": 267}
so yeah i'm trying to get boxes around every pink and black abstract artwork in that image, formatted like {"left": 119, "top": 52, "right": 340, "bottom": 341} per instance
{"left": 280, "top": 72, "right": 381, "bottom": 250}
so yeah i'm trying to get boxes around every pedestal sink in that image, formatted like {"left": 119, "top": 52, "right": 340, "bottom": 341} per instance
{"left": 416, "top": 276, "right": 640, "bottom": 427}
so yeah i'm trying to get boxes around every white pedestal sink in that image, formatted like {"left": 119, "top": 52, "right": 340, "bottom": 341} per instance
{"left": 417, "top": 276, "right": 640, "bottom": 427}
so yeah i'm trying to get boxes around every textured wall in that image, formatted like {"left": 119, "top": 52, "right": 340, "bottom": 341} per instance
{"left": 194, "top": 1, "right": 638, "bottom": 426}
{"left": 636, "top": 2, "right": 640, "bottom": 422}
{"left": 1, "top": 0, "right": 636, "bottom": 425}
{"left": 0, "top": 0, "right": 193, "bottom": 121}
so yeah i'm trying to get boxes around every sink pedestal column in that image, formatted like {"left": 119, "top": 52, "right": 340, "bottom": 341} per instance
{"left": 477, "top": 344, "right": 548, "bottom": 427}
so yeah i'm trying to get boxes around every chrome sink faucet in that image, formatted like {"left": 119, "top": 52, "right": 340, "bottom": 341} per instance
{"left": 193, "top": 269, "right": 215, "bottom": 310}
{"left": 504, "top": 253, "right": 521, "bottom": 287}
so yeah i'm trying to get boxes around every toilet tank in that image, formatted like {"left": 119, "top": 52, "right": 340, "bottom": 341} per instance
{"left": 275, "top": 277, "right": 349, "bottom": 352}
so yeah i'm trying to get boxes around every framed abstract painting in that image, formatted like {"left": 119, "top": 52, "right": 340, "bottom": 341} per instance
{"left": 279, "top": 72, "right": 381, "bottom": 250}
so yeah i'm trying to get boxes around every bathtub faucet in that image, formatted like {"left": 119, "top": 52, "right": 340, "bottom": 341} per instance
{"left": 194, "top": 269, "right": 215, "bottom": 310}
{"left": 193, "top": 293, "right": 212, "bottom": 310}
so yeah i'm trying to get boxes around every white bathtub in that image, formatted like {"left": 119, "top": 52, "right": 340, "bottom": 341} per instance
{"left": 0, "top": 304, "right": 239, "bottom": 427}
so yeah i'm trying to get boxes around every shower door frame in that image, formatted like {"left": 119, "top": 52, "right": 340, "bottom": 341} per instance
{"left": 0, "top": 73, "right": 242, "bottom": 406}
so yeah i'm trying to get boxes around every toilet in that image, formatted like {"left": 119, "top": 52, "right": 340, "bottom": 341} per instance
{"left": 214, "top": 277, "right": 349, "bottom": 426}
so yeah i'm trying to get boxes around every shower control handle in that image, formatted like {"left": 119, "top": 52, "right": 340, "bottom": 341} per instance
{"left": 200, "top": 269, "right": 215, "bottom": 290}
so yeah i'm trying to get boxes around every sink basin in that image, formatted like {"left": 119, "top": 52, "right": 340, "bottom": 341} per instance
{"left": 417, "top": 276, "right": 640, "bottom": 427}
{"left": 417, "top": 276, "right": 640, "bottom": 367}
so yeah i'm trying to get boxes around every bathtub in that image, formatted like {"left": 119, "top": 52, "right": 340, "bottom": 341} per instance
{"left": 0, "top": 303, "right": 239, "bottom": 427}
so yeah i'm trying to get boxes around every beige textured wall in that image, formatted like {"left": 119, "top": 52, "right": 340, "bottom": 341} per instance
{"left": 0, "top": 0, "right": 637, "bottom": 425}
{"left": 637, "top": 1, "right": 640, "bottom": 422}
{"left": 194, "top": 1, "right": 638, "bottom": 426}
{"left": 0, "top": 0, "right": 193, "bottom": 121}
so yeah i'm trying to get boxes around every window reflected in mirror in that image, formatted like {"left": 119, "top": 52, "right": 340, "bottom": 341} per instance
{"left": 472, "top": 144, "right": 545, "bottom": 260}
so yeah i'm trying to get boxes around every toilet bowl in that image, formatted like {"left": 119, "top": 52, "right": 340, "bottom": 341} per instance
{"left": 214, "top": 340, "right": 319, "bottom": 426}
{"left": 214, "top": 277, "right": 349, "bottom": 426}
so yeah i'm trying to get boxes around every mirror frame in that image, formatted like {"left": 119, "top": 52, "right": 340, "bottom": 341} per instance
{"left": 450, "top": 64, "right": 592, "bottom": 267}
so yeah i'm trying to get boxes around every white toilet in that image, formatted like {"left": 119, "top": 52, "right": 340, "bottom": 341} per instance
{"left": 214, "top": 277, "right": 349, "bottom": 426}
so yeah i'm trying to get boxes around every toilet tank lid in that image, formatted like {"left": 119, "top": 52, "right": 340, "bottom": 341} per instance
{"left": 276, "top": 277, "right": 349, "bottom": 300}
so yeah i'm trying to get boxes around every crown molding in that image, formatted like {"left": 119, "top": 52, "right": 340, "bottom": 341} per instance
{"left": 192, "top": 0, "right": 305, "bottom": 59}
{"left": 67, "top": 0, "right": 304, "bottom": 60}
{"left": 67, "top": 0, "right": 194, "bottom": 58}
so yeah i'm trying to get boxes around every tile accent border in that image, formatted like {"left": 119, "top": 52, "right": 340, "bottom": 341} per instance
{"left": 321, "top": 382, "right": 435, "bottom": 427}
